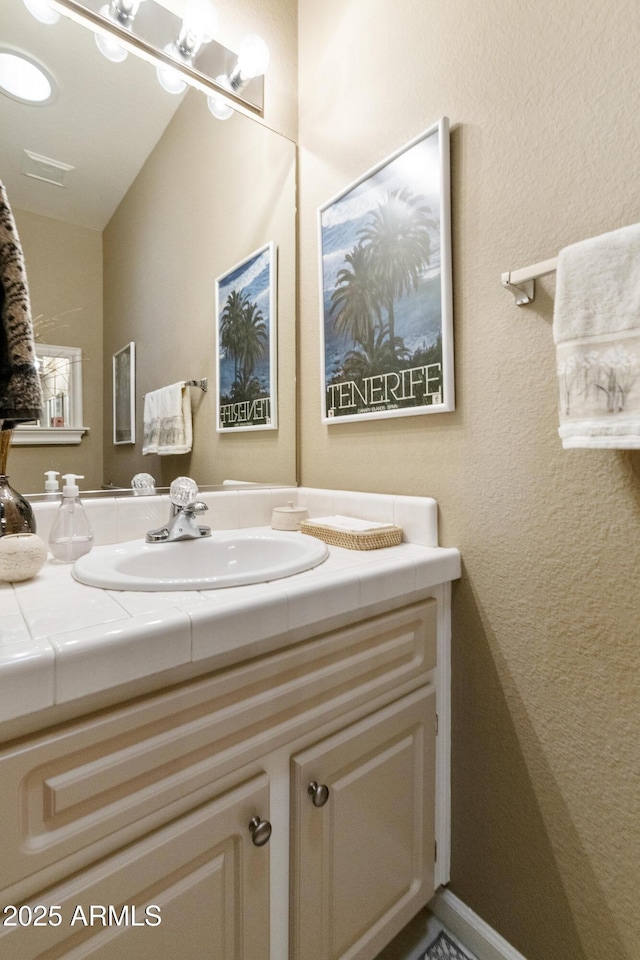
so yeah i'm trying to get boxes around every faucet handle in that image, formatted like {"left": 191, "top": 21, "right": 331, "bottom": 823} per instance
{"left": 169, "top": 476, "right": 199, "bottom": 507}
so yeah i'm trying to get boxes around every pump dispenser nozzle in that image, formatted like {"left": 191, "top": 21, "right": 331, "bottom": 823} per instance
{"left": 44, "top": 470, "right": 60, "bottom": 495}
{"left": 61, "top": 474, "right": 84, "bottom": 497}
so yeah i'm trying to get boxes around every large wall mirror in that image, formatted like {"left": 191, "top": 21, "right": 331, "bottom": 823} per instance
{"left": 1, "top": 0, "right": 297, "bottom": 495}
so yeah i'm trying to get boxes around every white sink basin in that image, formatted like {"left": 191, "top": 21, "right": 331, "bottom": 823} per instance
{"left": 71, "top": 529, "right": 329, "bottom": 592}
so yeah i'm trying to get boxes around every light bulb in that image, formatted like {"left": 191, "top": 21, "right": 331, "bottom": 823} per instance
{"left": 95, "top": 30, "right": 128, "bottom": 63}
{"left": 207, "top": 76, "right": 233, "bottom": 120}
{"left": 95, "top": 5, "right": 129, "bottom": 62}
{"left": 156, "top": 46, "right": 187, "bottom": 95}
{"left": 207, "top": 96, "right": 233, "bottom": 120}
{"left": 23, "top": 0, "right": 60, "bottom": 25}
{"left": 115, "top": 0, "right": 144, "bottom": 19}
{"left": 182, "top": 0, "right": 218, "bottom": 45}
{"left": 237, "top": 34, "right": 270, "bottom": 79}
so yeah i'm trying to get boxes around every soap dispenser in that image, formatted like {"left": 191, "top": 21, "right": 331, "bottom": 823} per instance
{"left": 44, "top": 470, "right": 60, "bottom": 498}
{"left": 49, "top": 474, "right": 94, "bottom": 563}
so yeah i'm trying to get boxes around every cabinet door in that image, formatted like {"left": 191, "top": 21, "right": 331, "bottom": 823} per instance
{"left": 290, "top": 687, "right": 436, "bottom": 960}
{"left": 0, "top": 775, "right": 271, "bottom": 960}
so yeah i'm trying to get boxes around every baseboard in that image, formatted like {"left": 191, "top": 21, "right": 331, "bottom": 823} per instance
{"left": 429, "top": 889, "right": 529, "bottom": 960}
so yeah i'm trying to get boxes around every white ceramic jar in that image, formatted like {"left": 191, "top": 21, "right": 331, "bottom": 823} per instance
{"left": 0, "top": 533, "right": 48, "bottom": 582}
{"left": 271, "top": 501, "right": 309, "bottom": 531}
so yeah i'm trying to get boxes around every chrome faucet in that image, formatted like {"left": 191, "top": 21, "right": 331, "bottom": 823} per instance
{"left": 146, "top": 477, "right": 211, "bottom": 543}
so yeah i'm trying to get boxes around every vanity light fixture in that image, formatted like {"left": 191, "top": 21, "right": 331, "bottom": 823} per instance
{"left": 206, "top": 36, "right": 270, "bottom": 120}
{"left": 0, "top": 49, "right": 56, "bottom": 105}
{"left": 228, "top": 34, "right": 270, "bottom": 90}
{"left": 156, "top": 1, "right": 218, "bottom": 95}
{"left": 94, "top": 0, "right": 147, "bottom": 63}
{"left": 26, "top": 0, "right": 268, "bottom": 118}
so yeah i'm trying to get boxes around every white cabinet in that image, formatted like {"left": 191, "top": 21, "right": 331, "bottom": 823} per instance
{"left": 290, "top": 688, "right": 436, "bottom": 960}
{"left": 0, "top": 598, "right": 446, "bottom": 960}
{"left": 0, "top": 776, "right": 271, "bottom": 960}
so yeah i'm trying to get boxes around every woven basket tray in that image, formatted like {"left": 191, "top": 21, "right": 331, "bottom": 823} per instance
{"left": 300, "top": 520, "right": 403, "bottom": 551}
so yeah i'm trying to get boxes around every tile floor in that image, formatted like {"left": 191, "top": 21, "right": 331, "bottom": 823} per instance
{"left": 375, "top": 909, "right": 478, "bottom": 960}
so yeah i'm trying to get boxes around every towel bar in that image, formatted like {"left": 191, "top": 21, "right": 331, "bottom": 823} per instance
{"left": 501, "top": 257, "right": 558, "bottom": 305}
{"left": 143, "top": 378, "right": 208, "bottom": 399}
{"left": 185, "top": 378, "right": 208, "bottom": 392}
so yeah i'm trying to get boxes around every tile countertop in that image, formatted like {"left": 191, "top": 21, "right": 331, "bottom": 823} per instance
{"left": 0, "top": 487, "right": 460, "bottom": 736}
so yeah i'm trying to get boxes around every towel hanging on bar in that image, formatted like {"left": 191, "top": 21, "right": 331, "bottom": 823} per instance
{"left": 553, "top": 223, "right": 640, "bottom": 449}
{"left": 143, "top": 382, "right": 193, "bottom": 455}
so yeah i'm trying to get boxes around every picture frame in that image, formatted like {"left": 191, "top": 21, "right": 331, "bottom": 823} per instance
{"left": 215, "top": 241, "right": 277, "bottom": 432}
{"left": 318, "top": 117, "right": 454, "bottom": 424}
{"left": 112, "top": 341, "right": 136, "bottom": 444}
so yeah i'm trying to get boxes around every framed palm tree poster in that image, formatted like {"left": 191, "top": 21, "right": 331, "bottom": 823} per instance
{"left": 318, "top": 117, "right": 453, "bottom": 423}
{"left": 215, "top": 242, "right": 277, "bottom": 432}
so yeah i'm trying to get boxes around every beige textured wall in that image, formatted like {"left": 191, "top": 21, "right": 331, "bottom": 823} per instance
{"left": 102, "top": 90, "right": 297, "bottom": 488}
{"left": 298, "top": 1, "right": 640, "bottom": 959}
{"left": 10, "top": 211, "right": 103, "bottom": 492}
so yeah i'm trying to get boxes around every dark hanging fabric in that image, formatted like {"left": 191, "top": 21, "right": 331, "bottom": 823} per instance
{"left": 0, "top": 180, "right": 43, "bottom": 429}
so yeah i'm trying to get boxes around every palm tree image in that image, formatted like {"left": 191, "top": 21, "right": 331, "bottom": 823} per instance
{"left": 341, "top": 322, "right": 410, "bottom": 381}
{"left": 331, "top": 242, "right": 383, "bottom": 347}
{"left": 220, "top": 289, "right": 248, "bottom": 383}
{"left": 216, "top": 243, "right": 276, "bottom": 430}
{"left": 237, "top": 299, "right": 268, "bottom": 386}
{"left": 357, "top": 187, "right": 437, "bottom": 347}
{"left": 219, "top": 288, "right": 269, "bottom": 416}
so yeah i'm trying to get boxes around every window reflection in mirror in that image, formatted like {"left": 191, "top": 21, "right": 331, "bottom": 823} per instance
{"left": 12, "top": 344, "right": 87, "bottom": 445}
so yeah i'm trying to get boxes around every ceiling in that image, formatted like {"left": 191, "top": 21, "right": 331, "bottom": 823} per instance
{"left": 0, "top": 0, "right": 185, "bottom": 231}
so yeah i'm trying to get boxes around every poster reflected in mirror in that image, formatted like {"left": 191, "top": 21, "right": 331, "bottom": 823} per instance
{"left": 215, "top": 241, "right": 278, "bottom": 432}
{"left": 318, "top": 117, "right": 454, "bottom": 423}
{"left": 113, "top": 341, "right": 136, "bottom": 444}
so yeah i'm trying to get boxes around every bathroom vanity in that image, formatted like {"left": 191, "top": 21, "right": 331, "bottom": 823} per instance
{"left": 0, "top": 487, "right": 460, "bottom": 960}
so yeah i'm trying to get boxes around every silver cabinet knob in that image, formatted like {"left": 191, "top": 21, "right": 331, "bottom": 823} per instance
{"left": 248, "top": 816, "right": 272, "bottom": 846}
{"left": 307, "top": 781, "right": 330, "bottom": 807}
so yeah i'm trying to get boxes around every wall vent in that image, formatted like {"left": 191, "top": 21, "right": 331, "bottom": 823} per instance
{"left": 21, "top": 150, "right": 74, "bottom": 188}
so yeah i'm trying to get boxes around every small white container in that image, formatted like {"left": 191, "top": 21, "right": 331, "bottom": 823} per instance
{"left": 0, "top": 533, "right": 47, "bottom": 582}
{"left": 271, "top": 501, "right": 309, "bottom": 531}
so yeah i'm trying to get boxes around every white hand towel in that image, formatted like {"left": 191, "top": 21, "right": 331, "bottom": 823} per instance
{"left": 553, "top": 222, "right": 640, "bottom": 448}
{"left": 142, "top": 382, "right": 192, "bottom": 455}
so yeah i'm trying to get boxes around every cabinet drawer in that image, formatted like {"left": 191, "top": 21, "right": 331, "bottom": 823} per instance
{"left": 0, "top": 600, "right": 436, "bottom": 899}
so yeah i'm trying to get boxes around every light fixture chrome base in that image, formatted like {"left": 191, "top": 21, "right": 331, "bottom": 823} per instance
{"left": 52, "top": 0, "right": 265, "bottom": 116}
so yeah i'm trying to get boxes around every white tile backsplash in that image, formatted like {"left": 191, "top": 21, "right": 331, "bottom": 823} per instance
{"left": 359, "top": 492, "right": 396, "bottom": 524}
{"left": 30, "top": 486, "right": 438, "bottom": 547}
{"left": 200, "top": 490, "right": 241, "bottom": 530}
{"left": 393, "top": 496, "right": 438, "bottom": 546}
{"left": 296, "top": 488, "right": 336, "bottom": 518}
{"left": 115, "top": 495, "right": 168, "bottom": 543}
{"left": 30, "top": 500, "right": 60, "bottom": 546}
